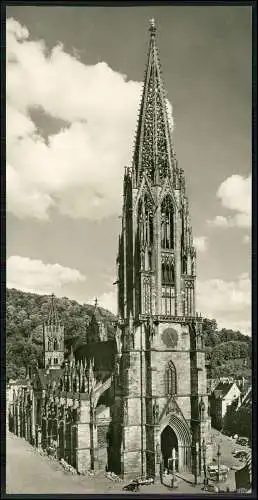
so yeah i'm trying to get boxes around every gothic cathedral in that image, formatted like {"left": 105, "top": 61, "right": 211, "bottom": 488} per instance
{"left": 111, "top": 20, "right": 213, "bottom": 478}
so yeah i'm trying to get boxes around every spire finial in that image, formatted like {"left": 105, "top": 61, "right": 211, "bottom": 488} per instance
{"left": 149, "top": 18, "right": 156, "bottom": 37}
{"left": 94, "top": 297, "right": 98, "bottom": 309}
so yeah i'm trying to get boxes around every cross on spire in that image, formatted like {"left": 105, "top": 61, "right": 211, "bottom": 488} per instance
{"left": 149, "top": 18, "right": 156, "bottom": 36}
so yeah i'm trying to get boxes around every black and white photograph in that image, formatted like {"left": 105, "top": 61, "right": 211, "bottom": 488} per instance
{"left": 5, "top": 4, "right": 253, "bottom": 495}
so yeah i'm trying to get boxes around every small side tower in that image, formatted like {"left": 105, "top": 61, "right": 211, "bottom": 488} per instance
{"left": 43, "top": 294, "right": 64, "bottom": 369}
{"left": 87, "top": 298, "right": 107, "bottom": 343}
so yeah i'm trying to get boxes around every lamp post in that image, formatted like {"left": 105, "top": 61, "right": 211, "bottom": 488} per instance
{"left": 194, "top": 442, "right": 199, "bottom": 485}
{"left": 202, "top": 439, "right": 207, "bottom": 487}
{"left": 170, "top": 448, "right": 176, "bottom": 488}
{"left": 217, "top": 443, "right": 221, "bottom": 482}
{"left": 172, "top": 447, "right": 176, "bottom": 474}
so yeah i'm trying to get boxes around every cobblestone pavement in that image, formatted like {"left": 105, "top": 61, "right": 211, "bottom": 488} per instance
{"left": 6, "top": 430, "right": 244, "bottom": 494}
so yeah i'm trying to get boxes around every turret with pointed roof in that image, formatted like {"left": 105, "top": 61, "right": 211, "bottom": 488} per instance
{"left": 43, "top": 294, "right": 64, "bottom": 369}
{"left": 87, "top": 298, "right": 107, "bottom": 343}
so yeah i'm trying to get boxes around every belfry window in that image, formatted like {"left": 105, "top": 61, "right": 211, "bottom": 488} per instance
{"left": 53, "top": 339, "right": 58, "bottom": 350}
{"left": 162, "top": 260, "right": 175, "bottom": 285}
{"left": 161, "top": 196, "right": 174, "bottom": 249}
{"left": 165, "top": 361, "right": 177, "bottom": 395}
{"left": 138, "top": 196, "right": 153, "bottom": 247}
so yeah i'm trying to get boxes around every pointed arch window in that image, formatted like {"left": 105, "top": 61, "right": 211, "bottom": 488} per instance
{"left": 53, "top": 339, "right": 58, "bottom": 350}
{"left": 138, "top": 199, "right": 143, "bottom": 245}
{"left": 165, "top": 361, "right": 177, "bottom": 396}
{"left": 138, "top": 194, "right": 154, "bottom": 272}
{"left": 162, "top": 258, "right": 175, "bottom": 285}
{"left": 161, "top": 196, "right": 174, "bottom": 249}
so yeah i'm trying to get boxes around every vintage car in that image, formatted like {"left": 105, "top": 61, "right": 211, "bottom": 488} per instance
{"left": 236, "top": 437, "right": 249, "bottom": 446}
{"left": 122, "top": 480, "right": 140, "bottom": 492}
{"left": 232, "top": 450, "right": 248, "bottom": 460}
{"left": 207, "top": 464, "right": 229, "bottom": 481}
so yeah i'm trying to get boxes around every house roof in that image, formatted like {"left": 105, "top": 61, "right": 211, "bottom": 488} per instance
{"left": 213, "top": 381, "right": 239, "bottom": 399}
{"left": 75, "top": 339, "right": 117, "bottom": 374}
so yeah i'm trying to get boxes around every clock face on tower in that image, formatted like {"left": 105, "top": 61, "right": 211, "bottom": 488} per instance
{"left": 162, "top": 328, "right": 178, "bottom": 348}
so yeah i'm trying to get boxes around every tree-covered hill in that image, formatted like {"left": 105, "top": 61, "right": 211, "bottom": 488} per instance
{"left": 6, "top": 289, "right": 252, "bottom": 382}
{"left": 202, "top": 318, "right": 252, "bottom": 379}
{"left": 6, "top": 288, "right": 116, "bottom": 380}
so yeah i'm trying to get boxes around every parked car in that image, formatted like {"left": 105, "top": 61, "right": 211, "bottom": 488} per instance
{"left": 207, "top": 464, "right": 229, "bottom": 481}
{"left": 236, "top": 437, "right": 249, "bottom": 446}
{"left": 232, "top": 450, "right": 248, "bottom": 460}
{"left": 123, "top": 480, "right": 140, "bottom": 492}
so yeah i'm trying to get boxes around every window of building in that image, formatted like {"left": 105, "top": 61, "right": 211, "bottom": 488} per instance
{"left": 161, "top": 196, "right": 174, "bottom": 250}
{"left": 162, "top": 260, "right": 175, "bottom": 285}
{"left": 165, "top": 361, "right": 177, "bottom": 395}
{"left": 161, "top": 287, "right": 175, "bottom": 316}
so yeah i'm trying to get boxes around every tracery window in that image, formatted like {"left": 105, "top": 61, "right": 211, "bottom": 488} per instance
{"left": 161, "top": 259, "right": 175, "bottom": 285}
{"left": 161, "top": 196, "right": 174, "bottom": 249}
{"left": 138, "top": 195, "right": 154, "bottom": 272}
{"left": 161, "top": 286, "right": 175, "bottom": 316}
{"left": 53, "top": 339, "right": 58, "bottom": 350}
{"left": 165, "top": 361, "right": 177, "bottom": 396}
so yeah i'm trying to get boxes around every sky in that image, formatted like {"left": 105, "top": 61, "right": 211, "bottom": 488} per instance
{"left": 6, "top": 5, "right": 252, "bottom": 335}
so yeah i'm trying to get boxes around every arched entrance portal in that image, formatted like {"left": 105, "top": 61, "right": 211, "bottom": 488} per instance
{"left": 159, "top": 414, "right": 192, "bottom": 472}
{"left": 161, "top": 426, "right": 178, "bottom": 471}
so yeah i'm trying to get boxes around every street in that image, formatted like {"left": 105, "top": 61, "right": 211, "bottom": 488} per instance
{"left": 6, "top": 430, "right": 244, "bottom": 494}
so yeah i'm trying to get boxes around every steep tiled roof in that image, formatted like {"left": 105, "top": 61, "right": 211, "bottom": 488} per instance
{"left": 74, "top": 339, "right": 117, "bottom": 380}
{"left": 213, "top": 381, "right": 238, "bottom": 399}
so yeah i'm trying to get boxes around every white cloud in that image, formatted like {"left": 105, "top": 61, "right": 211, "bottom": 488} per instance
{"left": 193, "top": 236, "right": 208, "bottom": 253}
{"left": 7, "top": 255, "right": 86, "bottom": 294}
{"left": 6, "top": 17, "right": 174, "bottom": 221}
{"left": 196, "top": 273, "right": 251, "bottom": 336}
{"left": 207, "top": 174, "right": 251, "bottom": 229}
{"left": 207, "top": 215, "right": 229, "bottom": 228}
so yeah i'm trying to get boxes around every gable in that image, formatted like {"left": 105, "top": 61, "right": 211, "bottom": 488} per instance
{"left": 159, "top": 394, "right": 188, "bottom": 426}
{"left": 134, "top": 173, "right": 156, "bottom": 213}
{"left": 223, "top": 383, "right": 241, "bottom": 401}
{"left": 158, "top": 177, "right": 179, "bottom": 212}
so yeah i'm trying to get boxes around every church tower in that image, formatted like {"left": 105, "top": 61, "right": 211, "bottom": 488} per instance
{"left": 112, "top": 20, "right": 212, "bottom": 480}
{"left": 43, "top": 294, "right": 64, "bottom": 369}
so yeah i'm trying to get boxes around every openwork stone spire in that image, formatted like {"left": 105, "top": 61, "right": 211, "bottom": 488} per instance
{"left": 133, "top": 19, "right": 175, "bottom": 186}
{"left": 47, "top": 293, "right": 60, "bottom": 325}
